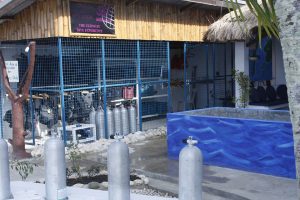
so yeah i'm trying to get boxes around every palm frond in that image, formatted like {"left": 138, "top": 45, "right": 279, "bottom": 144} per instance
{"left": 226, "top": 0, "right": 279, "bottom": 44}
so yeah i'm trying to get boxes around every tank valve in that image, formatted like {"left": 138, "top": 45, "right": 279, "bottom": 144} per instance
{"left": 114, "top": 132, "right": 124, "bottom": 140}
{"left": 187, "top": 136, "right": 198, "bottom": 146}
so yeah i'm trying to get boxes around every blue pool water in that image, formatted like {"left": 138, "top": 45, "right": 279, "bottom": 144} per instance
{"left": 167, "top": 108, "right": 296, "bottom": 179}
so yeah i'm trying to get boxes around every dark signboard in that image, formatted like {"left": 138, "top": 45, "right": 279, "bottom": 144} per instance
{"left": 69, "top": 1, "right": 115, "bottom": 35}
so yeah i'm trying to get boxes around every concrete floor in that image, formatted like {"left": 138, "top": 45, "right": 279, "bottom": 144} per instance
{"left": 126, "top": 137, "right": 298, "bottom": 200}
{"left": 11, "top": 136, "right": 298, "bottom": 200}
{"left": 95, "top": 137, "right": 298, "bottom": 200}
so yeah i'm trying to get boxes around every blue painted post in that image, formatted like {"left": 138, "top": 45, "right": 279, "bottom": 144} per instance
{"left": 205, "top": 44, "right": 209, "bottom": 107}
{"left": 224, "top": 44, "right": 227, "bottom": 106}
{"left": 27, "top": 47, "right": 35, "bottom": 145}
{"left": 184, "top": 43, "right": 187, "bottom": 111}
{"left": 30, "top": 89, "right": 35, "bottom": 145}
{"left": 231, "top": 43, "right": 235, "bottom": 98}
{"left": 212, "top": 44, "right": 216, "bottom": 107}
{"left": 58, "top": 38, "right": 67, "bottom": 144}
{"left": 167, "top": 42, "right": 172, "bottom": 113}
{"left": 101, "top": 40, "right": 108, "bottom": 139}
{"left": 137, "top": 41, "right": 142, "bottom": 131}
{"left": 0, "top": 90, "right": 2, "bottom": 139}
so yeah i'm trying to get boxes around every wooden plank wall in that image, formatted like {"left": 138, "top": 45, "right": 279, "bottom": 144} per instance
{"left": 0, "top": 0, "right": 220, "bottom": 41}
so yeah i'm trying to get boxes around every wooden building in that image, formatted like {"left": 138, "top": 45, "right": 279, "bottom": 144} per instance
{"left": 0, "top": 0, "right": 228, "bottom": 42}
{"left": 0, "top": 0, "right": 239, "bottom": 142}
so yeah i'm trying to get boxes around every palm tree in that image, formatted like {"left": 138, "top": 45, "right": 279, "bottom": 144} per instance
{"left": 228, "top": 0, "right": 300, "bottom": 196}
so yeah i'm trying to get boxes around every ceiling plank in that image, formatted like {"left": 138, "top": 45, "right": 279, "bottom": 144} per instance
{"left": 180, "top": 3, "right": 197, "bottom": 12}
{"left": 126, "top": 0, "right": 140, "bottom": 6}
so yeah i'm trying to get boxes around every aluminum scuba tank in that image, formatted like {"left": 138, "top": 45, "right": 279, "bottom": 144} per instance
{"left": 179, "top": 136, "right": 203, "bottom": 200}
{"left": 96, "top": 106, "right": 105, "bottom": 139}
{"left": 0, "top": 139, "right": 13, "bottom": 200}
{"left": 44, "top": 133, "right": 67, "bottom": 200}
{"left": 121, "top": 105, "right": 129, "bottom": 136}
{"left": 107, "top": 106, "right": 115, "bottom": 137}
{"left": 128, "top": 104, "right": 137, "bottom": 133}
{"left": 108, "top": 134, "right": 130, "bottom": 200}
{"left": 89, "top": 107, "right": 96, "bottom": 126}
{"left": 113, "top": 106, "right": 122, "bottom": 135}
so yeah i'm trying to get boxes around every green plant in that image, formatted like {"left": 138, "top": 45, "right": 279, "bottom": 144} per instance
{"left": 67, "top": 144, "right": 82, "bottom": 178}
{"left": 232, "top": 69, "right": 250, "bottom": 108}
{"left": 87, "top": 165, "right": 100, "bottom": 177}
{"left": 66, "top": 168, "right": 73, "bottom": 179}
{"left": 225, "top": 0, "right": 279, "bottom": 44}
{"left": 10, "top": 160, "right": 38, "bottom": 181}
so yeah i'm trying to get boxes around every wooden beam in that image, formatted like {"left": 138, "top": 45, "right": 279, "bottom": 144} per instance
{"left": 181, "top": 0, "right": 225, "bottom": 7}
{"left": 126, "top": 0, "right": 140, "bottom": 6}
{"left": 180, "top": 3, "right": 197, "bottom": 12}
{"left": 0, "top": 16, "right": 14, "bottom": 20}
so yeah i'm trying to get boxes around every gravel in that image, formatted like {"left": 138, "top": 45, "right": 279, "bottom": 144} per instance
{"left": 30, "top": 126, "right": 166, "bottom": 157}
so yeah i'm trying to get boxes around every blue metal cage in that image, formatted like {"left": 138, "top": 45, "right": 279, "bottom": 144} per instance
{"left": 0, "top": 38, "right": 234, "bottom": 145}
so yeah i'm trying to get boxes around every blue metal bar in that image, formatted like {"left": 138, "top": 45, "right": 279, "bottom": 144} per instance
{"left": 58, "top": 38, "right": 67, "bottom": 144}
{"left": 30, "top": 88, "right": 60, "bottom": 92}
{"left": 167, "top": 42, "right": 172, "bottom": 113}
{"left": 205, "top": 44, "right": 209, "bottom": 107}
{"left": 139, "top": 80, "right": 169, "bottom": 85}
{"left": 30, "top": 89, "right": 35, "bottom": 145}
{"left": 0, "top": 90, "right": 3, "bottom": 139}
{"left": 212, "top": 43, "right": 216, "bottom": 107}
{"left": 224, "top": 44, "right": 227, "bottom": 104}
{"left": 101, "top": 40, "right": 108, "bottom": 139}
{"left": 106, "top": 82, "right": 137, "bottom": 88}
{"left": 27, "top": 46, "right": 35, "bottom": 145}
{"left": 137, "top": 41, "right": 142, "bottom": 131}
{"left": 63, "top": 85, "right": 103, "bottom": 92}
{"left": 231, "top": 43, "right": 235, "bottom": 98}
{"left": 183, "top": 43, "right": 187, "bottom": 110}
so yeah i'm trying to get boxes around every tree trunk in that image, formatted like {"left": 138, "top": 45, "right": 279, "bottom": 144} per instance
{"left": 11, "top": 101, "right": 31, "bottom": 158}
{"left": 275, "top": 0, "right": 300, "bottom": 197}
{"left": 0, "top": 41, "right": 35, "bottom": 159}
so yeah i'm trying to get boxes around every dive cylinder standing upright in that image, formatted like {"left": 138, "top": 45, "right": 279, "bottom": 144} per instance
{"left": 0, "top": 139, "right": 13, "bottom": 200}
{"left": 107, "top": 106, "right": 115, "bottom": 137}
{"left": 179, "top": 136, "right": 203, "bottom": 200}
{"left": 128, "top": 104, "right": 137, "bottom": 133}
{"left": 113, "top": 106, "right": 122, "bottom": 135}
{"left": 108, "top": 134, "right": 130, "bottom": 200}
{"left": 96, "top": 106, "right": 105, "bottom": 139}
{"left": 44, "top": 133, "right": 67, "bottom": 200}
{"left": 121, "top": 105, "right": 129, "bottom": 136}
{"left": 89, "top": 107, "right": 96, "bottom": 125}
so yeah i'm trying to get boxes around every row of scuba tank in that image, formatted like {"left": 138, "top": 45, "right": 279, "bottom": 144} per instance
{"left": 89, "top": 104, "right": 137, "bottom": 138}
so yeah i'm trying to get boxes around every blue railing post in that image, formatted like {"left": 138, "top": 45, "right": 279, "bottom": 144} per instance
{"left": 27, "top": 45, "right": 35, "bottom": 145}
{"left": 205, "top": 44, "right": 209, "bottom": 107}
{"left": 224, "top": 44, "right": 227, "bottom": 103}
{"left": 58, "top": 38, "right": 67, "bottom": 144}
{"left": 137, "top": 41, "right": 142, "bottom": 131}
{"left": 0, "top": 89, "right": 3, "bottom": 139}
{"left": 183, "top": 42, "right": 187, "bottom": 111}
{"left": 212, "top": 43, "right": 216, "bottom": 107}
{"left": 167, "top": 42, "right": 172, "bottom": 113}
{"left": 30, "top": 89, "right": 35, "bottom": 145}
{"left": 231, "top": 43, "right": 235, "bottom": 98}
{"left": 101, "top": 40, "right": 108, "bottom": 139}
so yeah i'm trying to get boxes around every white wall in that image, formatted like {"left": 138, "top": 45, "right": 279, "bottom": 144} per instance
{"left": 234, "top": 42, "right": 249, "bottom": 108}
{"left": 272, "top": 38, "right": 286, "bottom": 87}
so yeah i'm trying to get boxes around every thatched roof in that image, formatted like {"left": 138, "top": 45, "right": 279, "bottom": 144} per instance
{"left": 203, "top": 4, "right": 258, "bottom": 42}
